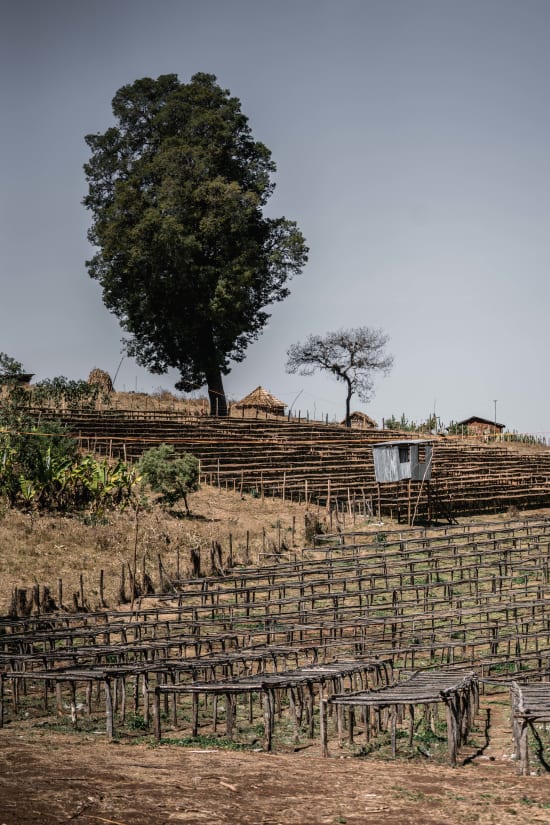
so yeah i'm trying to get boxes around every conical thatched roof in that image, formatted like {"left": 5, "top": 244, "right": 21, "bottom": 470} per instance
{"left": 342, "top": 410, "right": 378, "bottom": 428}
{"left": 235, "top": 386, "right": 286, "bottom": 413}
{"left": 88, "top": 367, "right": 114, "bottom": 393}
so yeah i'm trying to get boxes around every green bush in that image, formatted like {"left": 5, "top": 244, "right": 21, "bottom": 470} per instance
{"left": 0, "top": 405, "right": 136, "bottom": 513}
{"left": 139, "top": 444, "right": 199, "bottom": 514}
{"left": 30, "top": 377, "right": 101, "bottom": 410}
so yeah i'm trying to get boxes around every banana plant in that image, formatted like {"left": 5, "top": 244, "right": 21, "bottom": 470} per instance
{"left": 0, "top": 444, "right": 19, "bottom": 505}
{"left": 18, "top": 476, "right": 41, "bottom": 514}
{"left": 72, "top": 455, "right": 140, "bottom": 514}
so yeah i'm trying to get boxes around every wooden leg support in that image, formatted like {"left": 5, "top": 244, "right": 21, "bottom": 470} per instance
{"left": 104, "top": 679, "right": 114, "bottom": 741}
{"left": 152, "top": 686, "right": 161, "bottom": 741}
{"left": 518, "top": 720, "right": 530, "bottom": 776}
{"left": 444, "top": 698, "right": 458, "bottom": 767}
{"left": 320, "top": 699, "right": 329, "bottom": 757}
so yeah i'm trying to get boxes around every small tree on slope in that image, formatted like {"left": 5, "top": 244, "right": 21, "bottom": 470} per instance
{"left": 286, "top": 327, "right": 393, "bottom": 427}
{"left": 138, "top": 444, "right": 199, "bottom": 515}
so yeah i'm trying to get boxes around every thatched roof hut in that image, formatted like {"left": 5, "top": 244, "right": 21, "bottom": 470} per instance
{"left": 88, "top": 368, "right": 114, "bottom": 394}
{"left": 342, "top": 411, "right": 378, "bottom": 429}
{"left": 234, "top": 386, "right": 286, "bottom": 416}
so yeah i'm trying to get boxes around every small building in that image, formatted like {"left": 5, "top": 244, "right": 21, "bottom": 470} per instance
{"left": 455, "top": 416, "right": 505, "bottom": 437}
{"left": 372, "top": 440, "right": 433, "bottom": 483}
{"left": 234, "top": 386, "right": 286, "bottom": 417}
{"left": 342, "top": 411, "right": 378, "bottom": 429}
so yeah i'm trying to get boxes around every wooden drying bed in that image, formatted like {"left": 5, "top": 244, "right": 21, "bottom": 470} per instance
{"left": 510, "top": 680, "right": 550, "bottom": 775}
{"left": 2, "top": 519, "right": 550, "bottom": 693}
{"left": 323, "top": 668, "right": 478, "bottom": 765}
{"left": 32, "top": 409, "right": 550, "bottom": 519}
{"left": 151, "top": 657, "right": 391, "bottom": 751}
{"left": 0, "top": 645, "right": 354, "bottom": 739}
{"left": 3, "top": 518, "right": 550, "bottom": 752}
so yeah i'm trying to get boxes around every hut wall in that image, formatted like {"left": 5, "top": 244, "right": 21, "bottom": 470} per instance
{"left": 373, "top": 443, "right": 432, "bottom": 483}
{"left": 466, "top": 421, "right": 501, "bottom": 436}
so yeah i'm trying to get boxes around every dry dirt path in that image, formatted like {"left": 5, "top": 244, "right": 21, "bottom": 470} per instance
{"left": 0, "top": 691, "right": 549, "bottom": 825}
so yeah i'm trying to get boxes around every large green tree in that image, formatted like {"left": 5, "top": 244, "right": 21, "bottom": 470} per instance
{"left": 84, "top": 73, "right": 308, "bottom": 415}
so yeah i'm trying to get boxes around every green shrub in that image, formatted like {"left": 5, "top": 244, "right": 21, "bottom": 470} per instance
{"left": 139, "top": 444, "right": 199, "bottom": 514}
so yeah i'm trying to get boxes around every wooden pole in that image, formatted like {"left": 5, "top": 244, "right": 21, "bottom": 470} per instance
{"left": 152, "top": 686, "right": 161, "bottom": 740}
{"left": 99, "top": 569, "right": 105, "bottom": 608}
{"left": 262, "top": 690, "right": 273, "bottom": 751}
{"left": 226, "top": 693, "right": 234, "bottom": 739}
{"left": 444, "top": 698, "right": 458, "bottom": 766}
{"left": 289, "top": 687, "right": 300, "bottom": 744}
{"left": 408, "top": 704, "right": 415, "bottom": 751}
{"left": 518, "top": 719, "right": 530, "bottom": 776}
{"left": 142, "top": 673, "right": 149, "bottom": 727}
{"left": 337, "top": 704, "right": 344, "bottom": 746}
{"left": 320, "top": 698, "right": 329, "bottom": 757}
{"left": 104, "top": 679, "right": 114, "bottom": 740}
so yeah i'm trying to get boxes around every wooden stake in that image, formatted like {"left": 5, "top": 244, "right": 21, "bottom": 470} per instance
{"left": 444, "top": 698, "right": 458, "bottom": 766}
{"left": 262, "top": 690, "right": 273, "bottom": 751}
{"left": 391, "top": 706, "right": 397, "bottom": 757}
{"left": 192, "top": 692, "right": 199, "bottom": 736}
{"left": 320, "top": 698, "right": 329, "bottom": 757}
{"left": 99, "top": 569, "right": 106, "bottom": 608}
{"left": 152, "top": 686, "right": 161, "bottom": 740}
{"left": 104, "top": 679, "right": 114, "bottom": 740}
{"left": 518, "top": 719, "right": 530, "bottom": 776}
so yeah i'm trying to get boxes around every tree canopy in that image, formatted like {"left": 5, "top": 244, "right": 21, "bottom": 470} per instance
{"left": 83, "top": 73, "right": 308, "bottom": 415}
{"left": 286, "top": 327, "right": 394, "bottom": 427}
{"left": 0, "top": 352, "right": 25, "bottom": 377}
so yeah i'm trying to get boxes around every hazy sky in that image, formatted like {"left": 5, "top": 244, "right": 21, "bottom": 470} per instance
{"left": 2, "top": 0, "right": 550, "bottom": 433}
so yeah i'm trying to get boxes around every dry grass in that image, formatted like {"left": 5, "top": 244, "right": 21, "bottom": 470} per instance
{"left": 3, "top": 473, "right": 550, "bottom": 616}
{"left": 0, "top": 482, "right": 336, "bottom": 613}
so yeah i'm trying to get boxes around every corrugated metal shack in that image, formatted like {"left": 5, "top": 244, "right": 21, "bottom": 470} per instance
{"left": 372, "top": 440, "right": 433, "bottom": 483}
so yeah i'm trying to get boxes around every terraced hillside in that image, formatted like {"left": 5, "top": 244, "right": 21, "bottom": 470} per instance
{"left": 33, "top": 409, "right": 550, "bottom": 520}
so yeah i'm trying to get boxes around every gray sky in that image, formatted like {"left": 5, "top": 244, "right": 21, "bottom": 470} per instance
{"left": 2, "top": 0, "right": 549, "bottom": 433}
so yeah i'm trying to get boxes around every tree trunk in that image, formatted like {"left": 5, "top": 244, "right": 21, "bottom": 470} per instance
{"left": 205, "top": 365, "right": 228, "bottom": 417}
{"left": 344, "top": 379, "right": 353, "bottom": 427}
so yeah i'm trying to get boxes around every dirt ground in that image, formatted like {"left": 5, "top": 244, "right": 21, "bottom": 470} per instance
{"left": 1, "top": 694, "right": 549, "bottom": 825}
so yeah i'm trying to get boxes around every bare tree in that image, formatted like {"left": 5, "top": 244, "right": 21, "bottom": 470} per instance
{"left": 286, "top": 327, "right": 393, "bottom": 427}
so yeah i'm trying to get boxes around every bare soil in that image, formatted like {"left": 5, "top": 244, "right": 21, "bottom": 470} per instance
{"left": 1, "top": 694, "right": 550, "bottom": 825}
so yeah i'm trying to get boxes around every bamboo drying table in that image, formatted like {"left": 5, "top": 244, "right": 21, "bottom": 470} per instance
{"left": 323, "top": 668, "right": 478, "bottom": 765}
